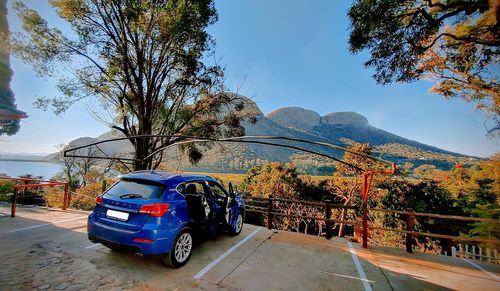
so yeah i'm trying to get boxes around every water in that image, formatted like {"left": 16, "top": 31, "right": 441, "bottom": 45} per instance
{"left": 0, "top": 160, "right": 63, "bottom": 179}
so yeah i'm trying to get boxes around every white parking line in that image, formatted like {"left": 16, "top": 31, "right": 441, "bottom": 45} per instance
{"left": 84, "top": 243, "right": 102, "bottom": 249}
{"left": 347, "top": 241, "right": 373, "bottom": 291}
{"left": 194, "top": 227, "right": 262, "bottom": 280}
{"left": 8, "top": 216, "right": 87, "bottom": 233}
{"left": 462, "top": 258, "right": 500, "bottom": 281}
{"left": 322, "top": 271, "right": 375, "bottom": 283}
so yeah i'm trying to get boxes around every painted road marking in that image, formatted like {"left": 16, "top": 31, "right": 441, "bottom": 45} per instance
{"left": 194, "top": 227, "right": 262, "bottom": 280}
{"left": 84, "top": 243, "right": 102, "bottom": 249}
{"left": 8, "top": 216, "right": 87, "bottom": 233}
{"left": 322, "top": 271, "right": 375, "bottom": 283}
{"left": 347, "top": 241, "right": 373, "bottom": 291}
{"left": 463, "top": 258, "right": 500, "bottom": 281}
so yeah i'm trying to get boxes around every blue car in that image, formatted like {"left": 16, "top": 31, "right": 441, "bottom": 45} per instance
{"left": 87, "top": 171, "right": 244, "bottom": 268}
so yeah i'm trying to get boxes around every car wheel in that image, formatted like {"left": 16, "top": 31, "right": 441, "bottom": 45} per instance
{"left": 230, "top": 213, "right": 244, "bottom": 236}
{"left": 162, "top": 228, "right": 193, "bottom": 268}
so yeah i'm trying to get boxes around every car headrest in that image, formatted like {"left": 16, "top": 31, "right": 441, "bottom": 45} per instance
{"left": 186, "top": 183, "right": 197, "bottom": 195}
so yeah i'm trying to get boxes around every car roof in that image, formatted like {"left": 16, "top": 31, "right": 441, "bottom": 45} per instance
{"left": 120, "top": 170, "right": 219, "bottom": 186}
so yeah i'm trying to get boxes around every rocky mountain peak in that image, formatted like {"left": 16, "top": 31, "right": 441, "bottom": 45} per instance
{"left": 266, "top": 107, "right": 321, "bottom": 130}
{"left": 320, "top": 111, "right": 369, "bottom": 127}
{"left": 266, "top": 107, "right": 370, "bottom": 130}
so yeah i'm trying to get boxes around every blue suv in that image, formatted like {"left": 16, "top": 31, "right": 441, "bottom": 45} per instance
{"left": 87, "top": 171, "right": 244, "bottom": 268}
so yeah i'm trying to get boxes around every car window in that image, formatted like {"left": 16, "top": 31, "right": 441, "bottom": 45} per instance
{"left": 184, "top": 181, "right": 206, "bottom": 195}
{"left": 176, "top": 183, "right": 186, "bottom": 195}
{"left": 104, "top": 179, "right": 163, "bottom": 199}
{"left": 208, "top": 181, "right": 227, "bottom": 198}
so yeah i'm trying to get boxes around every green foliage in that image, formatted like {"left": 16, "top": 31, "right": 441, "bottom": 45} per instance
{"left": 242, "top": 162, "right": 328, "bottom": 201}
{"left": 379, "top": 179, "right": 466, "bottom": 251}
{"left": 289, "top": 153, "right": 336, "bottom": 175}
{"left": 0, "top": 181, "right": 14, "bottom": 202}
{"left": 376, "top": 143, "right": 478, "bottom": 165}
{"left": 348, "top": 0, "right": 499, "bottom": 134}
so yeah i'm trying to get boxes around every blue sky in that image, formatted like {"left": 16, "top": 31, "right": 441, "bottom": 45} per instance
{"left": 1, "top": 0, "right": 498, "bottom": 157}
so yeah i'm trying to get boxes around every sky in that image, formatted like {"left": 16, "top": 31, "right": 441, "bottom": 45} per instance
{"left": 1, "top": 0, "right": 498, "bottom": 157}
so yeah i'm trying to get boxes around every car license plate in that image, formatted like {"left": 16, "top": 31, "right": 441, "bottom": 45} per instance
{"left": 106, "top": 209, "right": 129, "bottom": 221}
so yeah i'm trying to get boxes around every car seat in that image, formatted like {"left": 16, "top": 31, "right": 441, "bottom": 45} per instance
{"left": 185, "top": 183, "right": 207, "bottom": 223}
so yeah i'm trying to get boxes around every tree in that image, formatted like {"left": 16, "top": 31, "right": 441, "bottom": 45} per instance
{"left": 379, "top": 179, "right": 465, "bottom": 253}
{"left": 57, "top": 144, "right": 78, "bottom": 190}
{"left": 348, "top": 0, "right": 499, "bottom": 135}
{"left": 11, "top": 0, "right": 250, "bottom": 170}
{"left": 0, "top": 0, "right": 25, "bottom": 135}
{"left": 74, "top": 147, "right": 101, "bottom": 186}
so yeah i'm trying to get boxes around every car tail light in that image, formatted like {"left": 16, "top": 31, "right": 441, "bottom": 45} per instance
{"left": 96, "top": 196, "right": 103, "bottom": 205}
{"left": 133, "top": 238, "right": 155, "bottom": 243}
{"left": 139, "top": 204, "right": 169, "bottom": 217}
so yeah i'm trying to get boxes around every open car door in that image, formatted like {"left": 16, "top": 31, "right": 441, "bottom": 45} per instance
{"left": 227, "top": 182, "right": 242, "bottom": 235}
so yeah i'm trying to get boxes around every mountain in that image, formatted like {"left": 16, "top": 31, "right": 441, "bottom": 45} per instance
{"left": 50, "top": 95, "right": 480, "bottom": 173}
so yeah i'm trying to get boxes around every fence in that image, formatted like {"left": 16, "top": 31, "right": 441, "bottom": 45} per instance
{"left": 244, "top": 195, "right": 500, "bottom": 263}
{"left": 0, "top": 177, "right": 69, "bottom": 217}
{"left": 244, "top": 195, "right": 358, "bottom": 238}
{"left": 368, "top": 207, "right": 500, "bottom": 263}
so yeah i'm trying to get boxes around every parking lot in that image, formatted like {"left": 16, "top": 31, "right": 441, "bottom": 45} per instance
{"left": 0, "top": 203, "right": 499, "bottom": 290}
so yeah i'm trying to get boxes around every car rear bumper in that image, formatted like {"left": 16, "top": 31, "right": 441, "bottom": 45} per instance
{"left": 87, "top": 214, "right": 177, "bottom": 255}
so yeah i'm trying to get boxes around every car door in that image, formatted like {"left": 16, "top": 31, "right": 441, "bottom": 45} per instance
{"left": 207, "top": 180, "right": 239, "bottom": 232}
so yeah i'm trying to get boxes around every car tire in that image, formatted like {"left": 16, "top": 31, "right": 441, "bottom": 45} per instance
{"left": 162, "top": 227, "right": 193, "bottom": 268}
{"left": 229, "top": 212, "right": 244, "bottom": 236}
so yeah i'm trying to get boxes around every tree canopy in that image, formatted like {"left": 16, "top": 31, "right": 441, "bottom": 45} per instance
{"left": 11, "top": 0, "right": 250, "bottom": 170}
{"left": 348, "top": 0, "right": 499, "bottom": 135}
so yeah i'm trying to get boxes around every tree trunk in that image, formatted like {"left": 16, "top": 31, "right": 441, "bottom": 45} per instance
{"left": 338, "top": 208, "right": 345, "bottom": 237}
{"left": 133, "top": 119, "right": 154, "bottom": 171}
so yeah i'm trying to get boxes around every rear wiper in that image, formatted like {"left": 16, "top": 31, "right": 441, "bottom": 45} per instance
{"left": 119, "top": 193, "right": 143, "bottom": 199}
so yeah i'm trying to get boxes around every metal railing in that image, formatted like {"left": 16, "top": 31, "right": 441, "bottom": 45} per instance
{"left": 0, "top": 177, "right": 69, "bottom": 217}
{"left": 244, "top": 195, "right": 358, "bottom": 239}
{"left": 243, "top": 195, "right": 500, "bottom": 258}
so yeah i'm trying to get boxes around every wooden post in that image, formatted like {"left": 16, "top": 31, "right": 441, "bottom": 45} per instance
{"left": 325, "top": 200, "right": 332, "bottom": 239}
{"left": 362, "top": 173, "right": 369, "bottom": 248}
{"left": 101, "top": 179, "right": 107, "bottom": 193}
{"left": 406, "top": 208, "right": 415, "bottom": 253}
{"left": 63, "top": 183, "right": 69, "bottom": 210}
{"left": 267, "top": 195, "right": 273, "bottom": 230}
{"left": 11, "top": 188, "right": 18, "bottom": 217}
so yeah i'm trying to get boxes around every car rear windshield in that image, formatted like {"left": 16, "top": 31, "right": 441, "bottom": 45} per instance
{"left": 104, "top": 179, "right": 163, "bottom": 200}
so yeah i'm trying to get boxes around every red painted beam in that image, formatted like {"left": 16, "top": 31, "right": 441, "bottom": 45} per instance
{"left": 14, "top": 182, "right": 67, "bottom": 189}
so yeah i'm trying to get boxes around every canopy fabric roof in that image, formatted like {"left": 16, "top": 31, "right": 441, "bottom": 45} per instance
{"left": 0, "top": 105, "right": 28, "bottom": 121}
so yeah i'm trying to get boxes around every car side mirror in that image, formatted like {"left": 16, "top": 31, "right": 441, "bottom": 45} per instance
{"left": 228, "top": 181, "right": 235, "bottom": 197}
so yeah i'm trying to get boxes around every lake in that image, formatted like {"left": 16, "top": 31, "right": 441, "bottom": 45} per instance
{"left": 0, "top": 160, "right": 63, "bottom": 179}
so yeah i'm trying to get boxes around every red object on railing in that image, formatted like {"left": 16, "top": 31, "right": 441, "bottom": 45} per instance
{"left": 361, "top": 163, "right": 397, "bottom": 249}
